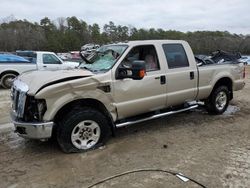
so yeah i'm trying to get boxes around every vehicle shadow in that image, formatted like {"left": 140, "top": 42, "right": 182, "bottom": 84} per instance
{"left": 0, "top": 86, "right": 8, "bottom": 90}
{"left": 114, "top": 107, "right": 209, "bottom": 138}
{"left": 4, "top": 106, "right": 230, "bottom": 154}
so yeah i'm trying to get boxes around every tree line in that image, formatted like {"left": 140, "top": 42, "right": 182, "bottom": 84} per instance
{"left": 0, "top": 16, "right": 250, "bottom": 54}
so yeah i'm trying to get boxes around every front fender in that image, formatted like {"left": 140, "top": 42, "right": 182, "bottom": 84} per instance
{"left": 35, "top": 76, "right": 117, "bottom": 122}
{"left": 43, "top": 90, "right": 116, "bottom": 122}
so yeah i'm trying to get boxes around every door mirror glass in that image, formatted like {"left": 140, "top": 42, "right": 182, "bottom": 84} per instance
{"left": 116, "top": 60, "right": 146, "bottom": 80}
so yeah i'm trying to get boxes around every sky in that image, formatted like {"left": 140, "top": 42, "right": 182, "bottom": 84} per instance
{"left": 0, "top": 0, "right": 250, "bottom": 34}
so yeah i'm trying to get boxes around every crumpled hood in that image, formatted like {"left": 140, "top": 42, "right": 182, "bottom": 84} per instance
{"left": 17, "top": 69, "right": 93, "bottom": 95}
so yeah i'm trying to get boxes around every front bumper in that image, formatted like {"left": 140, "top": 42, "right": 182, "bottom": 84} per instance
{"left": 11, "top": 111, "right": 53, "bottom": 139}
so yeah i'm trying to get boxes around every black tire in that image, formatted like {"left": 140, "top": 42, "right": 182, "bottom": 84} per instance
{"left": 56, "top": 107, "right": 111, "bottom": 153}
{"left": 1, "top": 73, "right": 17, "bottom": 89}
{"left": 205, "top": 86, "right": 230, "bottom": 115}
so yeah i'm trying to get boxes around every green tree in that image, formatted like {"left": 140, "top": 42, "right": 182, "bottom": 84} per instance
{"left": 0, "top": 16, "right": 250, "bottom": 54}
{"left": 89, "top": 23, "right": 101, "bottom": 43}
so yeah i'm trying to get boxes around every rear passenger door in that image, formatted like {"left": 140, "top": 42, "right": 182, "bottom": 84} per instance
{"left": 162, "top": 43, "right": 198, "bottom": 106}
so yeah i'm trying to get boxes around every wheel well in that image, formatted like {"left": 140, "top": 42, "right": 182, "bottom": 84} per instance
{"left": 212, "top": 77, "right": 233, "bottom": 100}
{"left": 0, "top": 71, "right": 19, "bottom": 80}
{"left": 54, "top": 99, "right": 115, "bottom": 134}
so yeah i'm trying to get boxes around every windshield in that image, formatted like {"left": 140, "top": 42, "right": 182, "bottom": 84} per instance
{"left": 79, "top": 44, "right": 128, "bottom": 72}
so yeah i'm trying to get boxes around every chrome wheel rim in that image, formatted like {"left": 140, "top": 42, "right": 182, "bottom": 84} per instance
{"left": 71, "top": 120, "right": 101, "bottom": 150}
{"left": 4, "top": 76, "right": 15, "bottom": 88}
{"left": 215, "top": 91, "right": 227, "bottom": 111}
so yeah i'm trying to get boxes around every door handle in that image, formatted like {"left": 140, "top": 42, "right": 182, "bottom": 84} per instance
{"left": 43, "top": 65, "right": 47, "bottom": 68}
{"left": 190, "top": 71, "right": 194, "bottom": 80}
{"left": 155, "top": 75, "right": 166, "bottom": 84}
{"left": 160, "top": 75, "right": 166, "bottom": 84}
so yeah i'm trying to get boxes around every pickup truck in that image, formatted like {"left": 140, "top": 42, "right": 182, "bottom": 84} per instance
{"left": 0, "top": 51, "right": 79, "bottom": 88}
{"left": 10, "top": 40, "right": 245, "bottom": 153}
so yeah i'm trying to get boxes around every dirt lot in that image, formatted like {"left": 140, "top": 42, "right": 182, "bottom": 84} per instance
{"left": 0, "top": 67, "right": 249, "bottom": 188}
{"left": 0, "top": 88, "right": 11, "bottom": 124}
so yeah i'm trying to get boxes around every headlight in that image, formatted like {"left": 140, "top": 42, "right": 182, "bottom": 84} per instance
{"left": 24, "top": 96, "right": 47, "bottom": 122}
{"left": 37, "top": 100, "right": 47, "bottom": 120}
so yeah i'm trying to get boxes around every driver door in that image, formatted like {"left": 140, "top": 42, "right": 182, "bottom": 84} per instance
{"left": 112, "top": 45, "right": 167, "bottom": 120}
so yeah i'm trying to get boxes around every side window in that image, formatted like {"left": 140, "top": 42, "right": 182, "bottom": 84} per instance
{"left": 121, "top": 45, "right": 160, "bottom": 72}
{"left": 43, "top": 54, "right": 61, "bottom": 64}
{"left": 162, "top": 44, "right": 189, "bottom": 69}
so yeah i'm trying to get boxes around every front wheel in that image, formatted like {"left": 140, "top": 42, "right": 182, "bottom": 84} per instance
{"left": 205, "top": 86, "right": 230, "bottom": 115}
{"left": 56, "top": 107, "right": 111, "bottom": 153}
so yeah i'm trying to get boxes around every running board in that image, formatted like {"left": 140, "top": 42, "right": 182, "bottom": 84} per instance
{"left": 115, "top": 104, "right": 198, "bottom": 128}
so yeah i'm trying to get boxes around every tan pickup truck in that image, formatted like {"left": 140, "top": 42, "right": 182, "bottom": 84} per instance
{"left": 10, "top": 40, "right": 245, "bottom": 153}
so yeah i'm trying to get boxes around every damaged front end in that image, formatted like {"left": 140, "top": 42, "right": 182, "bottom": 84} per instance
{"left": 11, "top": 79, "right": 53, "bottom": 140}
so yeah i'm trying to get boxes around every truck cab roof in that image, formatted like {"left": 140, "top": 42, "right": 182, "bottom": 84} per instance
{"left": 109, "top": 40, "right": 187, "bottom": 46}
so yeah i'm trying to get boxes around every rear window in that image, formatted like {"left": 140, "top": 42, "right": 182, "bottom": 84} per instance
{"left": 162, "top": 44, "right": 189, "bottom": 69}
{"left": 16, "top": 51, "right": 37, "bottom": 63}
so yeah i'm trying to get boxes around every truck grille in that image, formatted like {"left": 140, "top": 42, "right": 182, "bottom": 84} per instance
{"left": 11, "top": 80, "right": 28, "bottom": 118}
{"left": 12, "top": 88, "right": 19, "bottom": 111}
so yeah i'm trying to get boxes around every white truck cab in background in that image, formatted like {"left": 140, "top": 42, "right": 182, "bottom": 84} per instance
{"left": 0, "top": 51, "right": 79, "bottom": 88}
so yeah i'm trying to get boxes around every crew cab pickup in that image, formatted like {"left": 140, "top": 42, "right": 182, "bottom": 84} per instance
{"left": 0, "top": 51, "right": 79, "bottom": 88}
{"left": 10, "top": 40, "right": 245, "bottom": 153}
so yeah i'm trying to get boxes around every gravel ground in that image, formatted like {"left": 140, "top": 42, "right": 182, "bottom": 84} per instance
{"left": 0, "top": 88, "right": 11, "bottom": 124}
{"left": 0, "top": 67, "right": 249, "bottom": 188}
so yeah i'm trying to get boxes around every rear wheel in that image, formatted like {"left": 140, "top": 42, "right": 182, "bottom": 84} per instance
{"left": 205, "top": 86, "right": 230, "bottom": 115}
{"left": 56, "top": 107, "right": 111, "bottom": 153}
{"left": 1, "top": 73, "right": 17, "bottom": 89}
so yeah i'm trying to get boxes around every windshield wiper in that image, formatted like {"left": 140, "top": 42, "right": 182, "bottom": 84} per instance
{"left": 81, "top": 66, "right": 92, "bottom": 72}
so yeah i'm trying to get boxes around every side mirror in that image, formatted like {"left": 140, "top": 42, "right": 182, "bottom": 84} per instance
{"left": 116, "top": 60, "right": 146, "bottom": 80}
